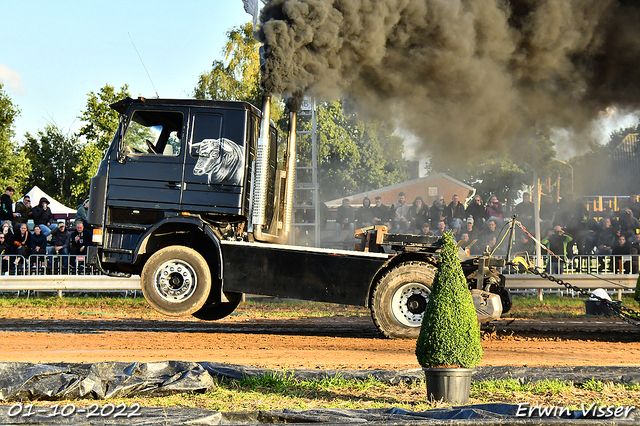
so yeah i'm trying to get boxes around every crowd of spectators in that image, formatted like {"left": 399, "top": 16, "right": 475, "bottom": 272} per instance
{"left": 331, "top": 190, "right": 640, "bottom": 263}
{"left": 0, "top": 187, "right": 92, "bottom": 270}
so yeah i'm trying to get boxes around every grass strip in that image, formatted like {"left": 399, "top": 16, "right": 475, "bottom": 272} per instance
{"left": 17, "top": 375, "right": 640, "bottom": 412}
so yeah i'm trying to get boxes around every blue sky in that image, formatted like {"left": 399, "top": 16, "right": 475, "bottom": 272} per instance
{"left": 1, "top": 1, "right": 252, "bottom": 140}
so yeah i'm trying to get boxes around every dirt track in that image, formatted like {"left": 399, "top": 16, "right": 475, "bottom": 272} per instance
{"left": 1, "top": 315, "right": 640, "bottom": 369}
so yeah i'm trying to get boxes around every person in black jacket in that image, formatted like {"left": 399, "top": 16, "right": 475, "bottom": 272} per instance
{"left": 446, "top": 194, "right": 466, "bottom": 236}
{"left": 465, "top": 195, "right": 488, "bottom": 226}
{"left": 70, "top": 221, "right": 93, "bottom": 255}
{"left": 371, "top": 196, "right": 390, "bottom": 228}
{"left": 30, "top": 225, "right": 47, "bottom": 255}
{"left": 47, "top": 221, "right": 70, "bottom": 255}
{"left": 32, "top": 197, "right": 56, "bottom": 236}
{"left": 0, "top": 186, "right": 19, "bottom": 225}
{"left": 409, "top": 196, "right": 430, "bottom": 233}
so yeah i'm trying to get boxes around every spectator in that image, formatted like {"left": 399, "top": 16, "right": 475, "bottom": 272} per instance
{"left": 514, "top": 233, "right": 536, "bottom": 256}
{"left": 595, "top": 217, "right": 617, "bottom": 256}
{"left": 371, "top": 196, "right": 390, "bottom": 227}
{"left": 611, "top": 235, "right": 632, "bottom": 274}
{"left": 515, "top": 193, "right": 535, "bottom": 230}
{"left": 76, "top": 198, "right": 90, "bottom": 228}
{"left": 13, "top": 195, "right": 32, "bottom": 232}
{"left": 430, "top": 194, "right": 447, "bottom": 227}
{"left": 70, "top": 221, "right": 93, "bottom": 255}
{"left": 32, "top": 197, "right": 57, "bottom": 236}
{"left": 30, "top": 225, "right": 47, "bottom": 255}
{"left": 458, "top": 232, "right": 470, "bottom": 244}
{"left": 1, "top": 220, "right": 14, "bottom": 249}
{"left": 48, "top": 221, "right": 70, "bottom": 255}
{"left": 465, "top": 195, "right": 487, "bottom": 226}
{"left": 335, "top": 198, "right": 355, "bottom": 241}
{"left": 418, "top": 222, "right": 433, "bottom": 236}
{"left": 433, "top": 220, "right": 448, "bottom": 237}
{"left": 539, "top": 194, "right": 557, "bottom": 223}
{"left": 481, "top": 219, "right": 500, "bottom": 251}
{"left": 408, "top": 196, "right": 429, "bottom": 233}
{"left": 0, "top": 186, "right": 19, "bottom": 225}
{"left": 541, "top": 225, "right": 573, "bottom": 274}
{"left": 355, "top": 197, "right": 375, "bottom": 228}
{"left": 463, "top": 217, "right": 480, "bottom": 244}
{"left": 446, "top": 193, "right": 466, "bottom": 236}
{"left": 12, "top": 223, "right": 30, "bottom": 266}
{"left": 486, "top": 195, "right": 503, "bottom": 224}
{"left": 617, "top": 208, "right": 640, "bottom": 240}
{"left": 0, "top": 232, "right": 9, "bottom": 272}
{"left": 391, "top": 192, "right": 411, "bottom": 232}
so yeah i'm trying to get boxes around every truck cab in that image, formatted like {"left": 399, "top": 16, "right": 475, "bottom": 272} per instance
{"left": 88, "top": 97, "right": 278, "bottom": 269}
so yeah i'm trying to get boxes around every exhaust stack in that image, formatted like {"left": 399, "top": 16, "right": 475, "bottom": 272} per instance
{"left": 252, "top": 95, "right": 297, "bottom": 244}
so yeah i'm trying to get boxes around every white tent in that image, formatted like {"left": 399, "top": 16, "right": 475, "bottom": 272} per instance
{"left": 23, "top": 186, "right": 76, "bottom": 218}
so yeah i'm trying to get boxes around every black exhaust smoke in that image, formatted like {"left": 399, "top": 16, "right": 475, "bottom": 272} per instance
{"left": 256, "top": 0, "right": 640, "bottom": 164}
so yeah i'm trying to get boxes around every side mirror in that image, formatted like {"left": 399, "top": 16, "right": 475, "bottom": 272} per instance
{"left": 117, "top": 146, "right": 133, "bottom": 164}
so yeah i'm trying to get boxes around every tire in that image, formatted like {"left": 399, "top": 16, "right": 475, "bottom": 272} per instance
{"left": 370, "top": 261, "right": 436, "bottom": 339}
{"left": 141, "top": 246, "right": 212, "bottom": 316}
{"left": 192, "top": 292, "right": 243, "bottom": 321}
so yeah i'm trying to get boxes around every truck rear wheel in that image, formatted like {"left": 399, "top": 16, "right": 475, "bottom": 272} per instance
{"left": 141, "top": 246, "right": 211, "bottom": 316}
{"left": 370, "top": 261, "right": 436, "bottom": 339}
{"left": 192, "top": 292, "right": 243, "bottom": 321}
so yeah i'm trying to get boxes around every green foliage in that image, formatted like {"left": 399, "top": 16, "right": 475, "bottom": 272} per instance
{"left": 78, "top": 84, "right": 130, "bottom": 151}
{"left": 71, "top": 142, "right": 103, "bottom": 201}
{"left": 194, "top": 22, "right": 262, "bottom": 107}
{"left": 415, "top": 232, "right": 483, "bottom": 368}
{"left": 23, "top": 125, "right": 81, "bottom": 205}
{"left": 0, "top": 83, "right": 30, "bottom": 194}
{"left": 298, "top": 100, "right": 409, "bottom": 200}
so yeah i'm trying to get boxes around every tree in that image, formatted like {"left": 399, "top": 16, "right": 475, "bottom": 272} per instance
{"left": 194, "top": 22, "right": 262, "bottom": 107}
{"left": 78, "top": 84, "right": 130, "bottom": 151}
{"left": 0, "top": 83, "right": 30, "bottom": 194}
{"left": 23, "top": 125, "right": 80, "bottom": 205}
{"left": 195, "top": 22, "right": 288, "bottom": 162}
{"left": 73, "top": 84, "right": 131, "bottom": 201}
{"left": 415, "top": 231, "right": 483, "bottom": 369}
{"left": 298, "top": 100, "right": 409, "bottom": 200}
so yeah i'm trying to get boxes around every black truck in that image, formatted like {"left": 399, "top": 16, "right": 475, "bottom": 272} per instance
{"left": 86, "top": 96, "right": 511, "bottom": 338}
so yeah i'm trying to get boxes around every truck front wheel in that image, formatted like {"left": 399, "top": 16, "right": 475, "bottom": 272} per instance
{"left": 141, "top": 246, "right": 211, "bottom": 316}
{"left": 370, "top": 261, "right": 436, "bottom": 339}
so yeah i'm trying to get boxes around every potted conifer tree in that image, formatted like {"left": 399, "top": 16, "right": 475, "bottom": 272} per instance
{"left": 415, "top": 231, "right": 483, "bottom": 404}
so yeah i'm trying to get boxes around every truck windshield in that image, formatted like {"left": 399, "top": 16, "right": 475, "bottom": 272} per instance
{"left": 122, "top": 110, "right": 183, "bottom": 156}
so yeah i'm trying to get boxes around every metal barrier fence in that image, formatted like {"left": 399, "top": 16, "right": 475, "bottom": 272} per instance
{"left": 0, "top": 254, "right": 102, "bottom": 276}
{"left": 0, "top": 254, "right": 140, "bottom": 292}
{"left": 501, "top": 254, "right": 640, "bottom": 276}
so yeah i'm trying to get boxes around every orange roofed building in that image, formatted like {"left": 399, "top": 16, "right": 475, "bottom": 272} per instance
{"left": 326, "top": 173, "right": 476, "bottom": 208}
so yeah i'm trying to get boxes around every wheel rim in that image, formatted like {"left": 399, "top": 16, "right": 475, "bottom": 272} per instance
{"left": 391, "top": 282, "right": 430, "bottom": 327}
{"left": 154, "top": 259, "right": 198, "bottom": 303}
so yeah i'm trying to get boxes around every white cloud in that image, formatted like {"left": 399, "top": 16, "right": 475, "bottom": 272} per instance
{"left": 0, "top": 64, "right": 25, "bottom": 94}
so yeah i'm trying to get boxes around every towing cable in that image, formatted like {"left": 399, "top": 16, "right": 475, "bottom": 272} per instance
{"left": 503, "top": 219, "right": 640, "bottom": 327}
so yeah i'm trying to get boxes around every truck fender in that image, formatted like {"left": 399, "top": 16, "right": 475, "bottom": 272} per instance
{"left": 132, "top": 216, "right": 223, "bottom": 281}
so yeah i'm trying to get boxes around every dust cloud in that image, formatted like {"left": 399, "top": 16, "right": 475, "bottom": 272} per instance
{"left": 256, "top": 0, "right": 640, "bottom": 165}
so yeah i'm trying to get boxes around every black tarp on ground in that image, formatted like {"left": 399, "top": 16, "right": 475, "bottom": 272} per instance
{"left": 0, "top": 363, "right": 638, "bottom": 424}
{"left": 2, "top": 362, "right": 640, "bottom": 402}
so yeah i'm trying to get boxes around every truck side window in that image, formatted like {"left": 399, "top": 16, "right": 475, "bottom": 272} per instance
{"left": 122, "top": 111, "right": 183, "bottom": 156}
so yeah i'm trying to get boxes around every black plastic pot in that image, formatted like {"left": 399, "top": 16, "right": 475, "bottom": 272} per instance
{"left": 423, "top": 367, "right": 473, "bottom": 404}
